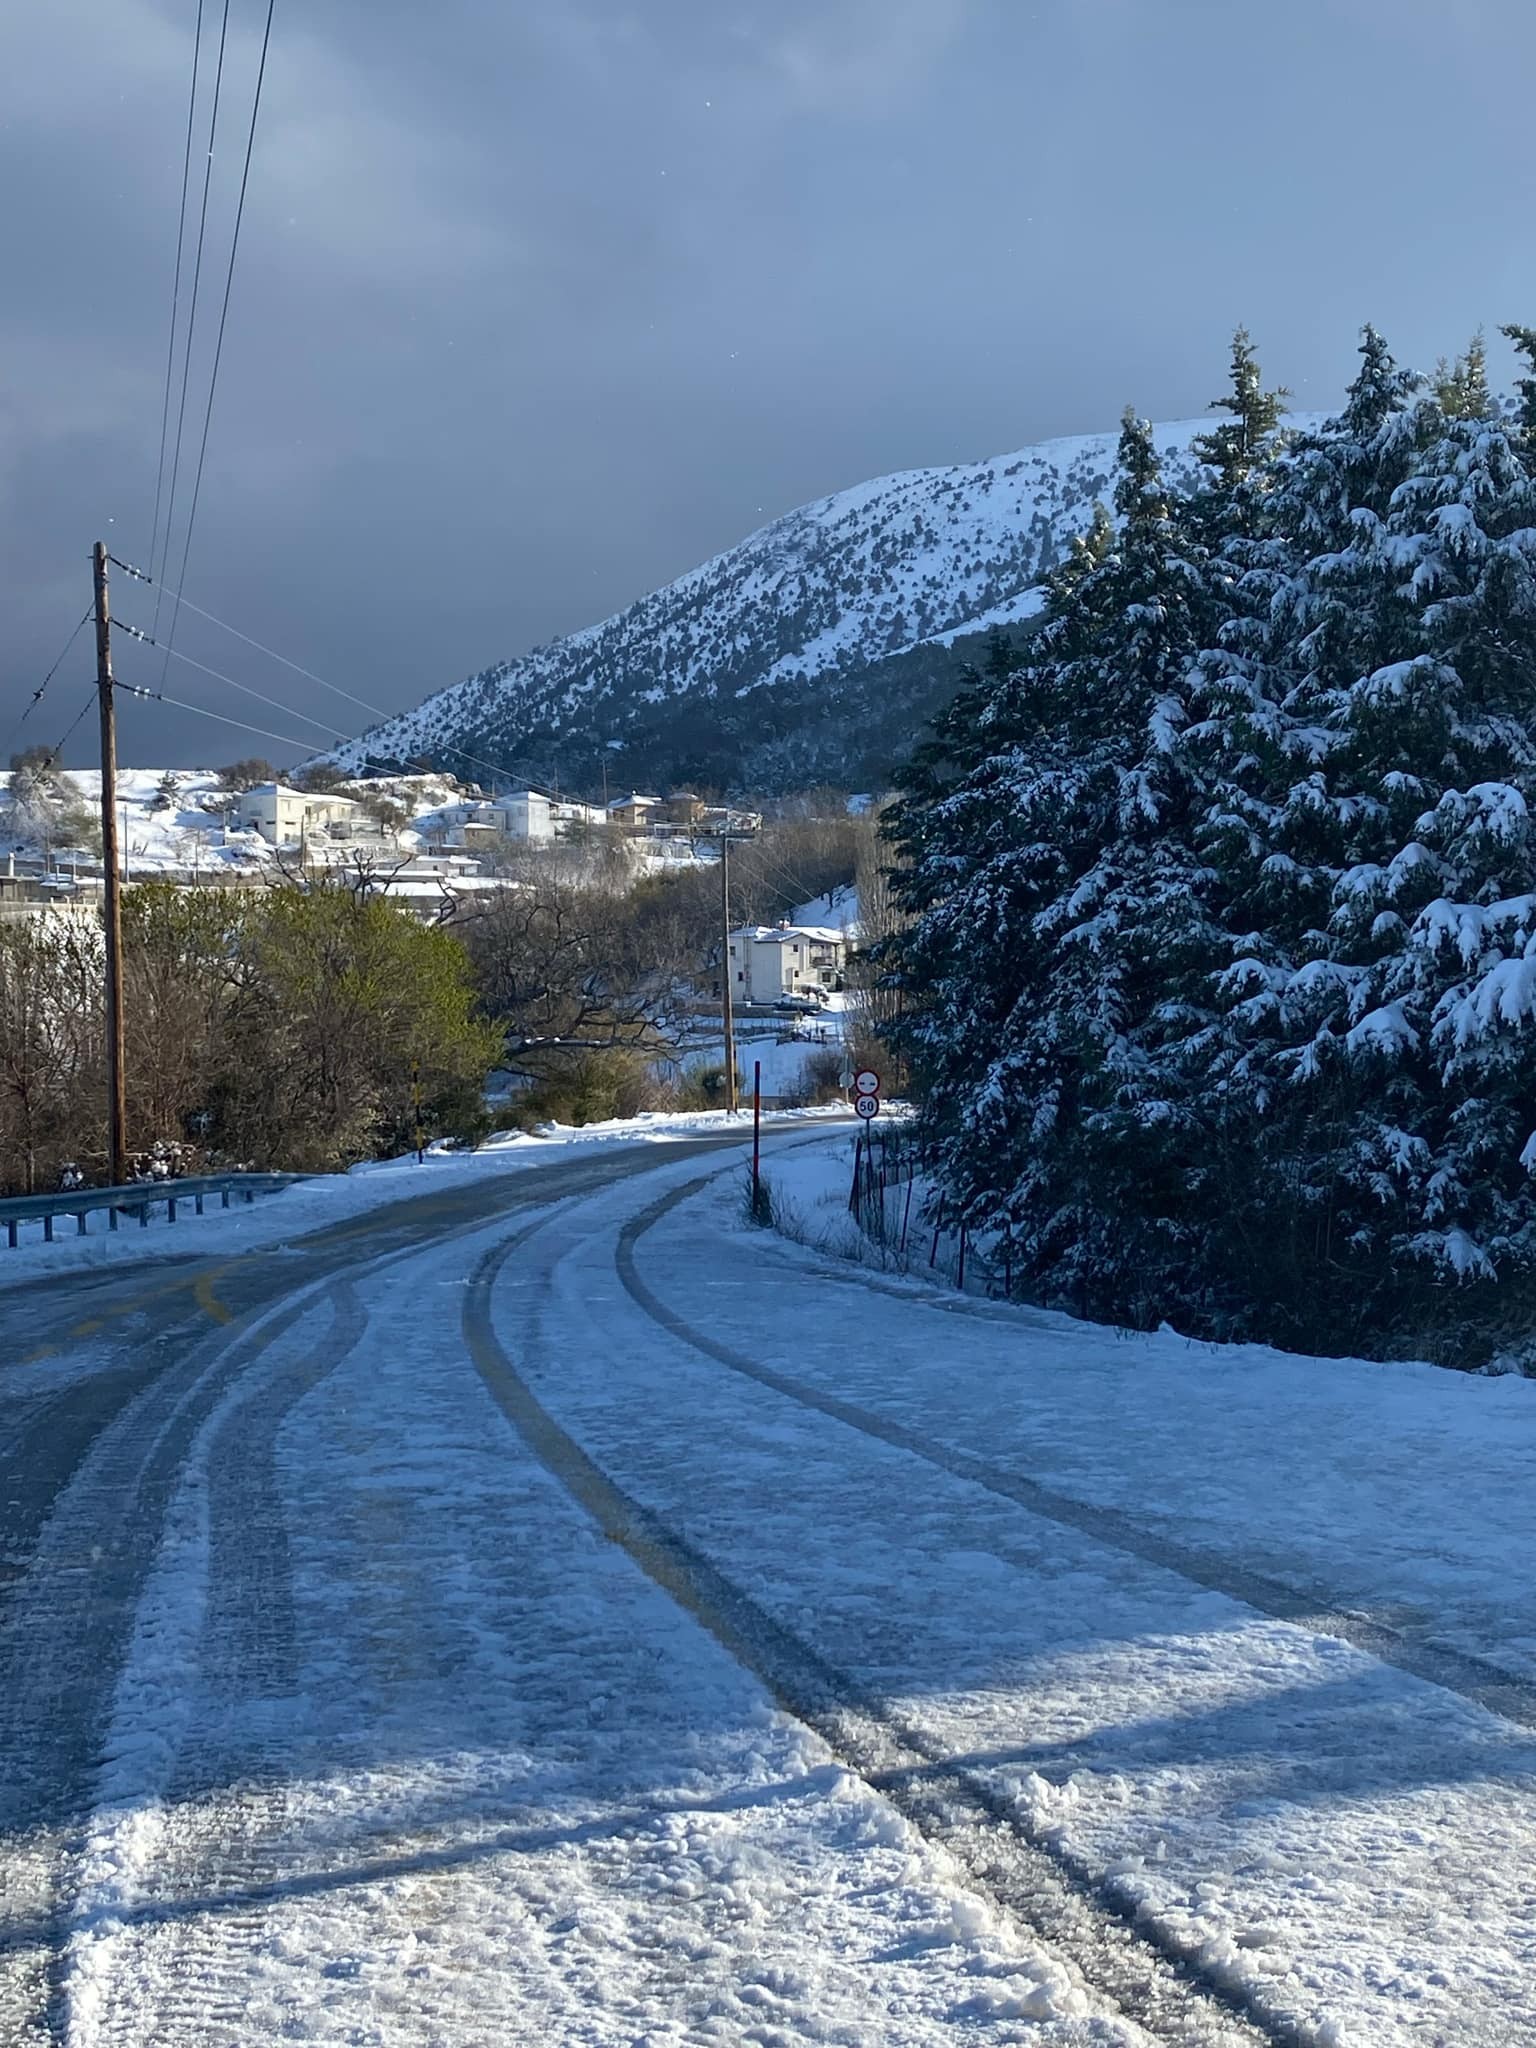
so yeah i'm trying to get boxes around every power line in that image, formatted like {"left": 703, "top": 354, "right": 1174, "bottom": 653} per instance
{"left": 130, "top": 656, "right": 516, "bottom": 789}
{"left": 0, "top": 609, "right": 95, "bottom": 765}
{"left": 116, "top": 677, "right": 336, "bottom": 758}
{"left": 117, "top": 619, "right": 348, "bottom": 743}
{"left": 154, "top": 0, "right": 233, "bottom": 632}
{"left": 104, "top": 550, "right": 525, "bottom": 789}
{"left": 110, "top": 553, "right": 390, "bottom": 720}
{"left": 50, "top": 688, "right": 100, "bottom": 764}
{"left": 175, "top": 589, "right": 387, "bottom": 719}
{"left": 160, "top": 0, "right": 277, "bottom": 689}
{"left": 147, "top": 0, "right": 207, "bottom": 612}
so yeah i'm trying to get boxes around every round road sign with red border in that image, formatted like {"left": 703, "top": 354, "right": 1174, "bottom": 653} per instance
{"left": 853, "top": 1092, "right": 880, "bottom": 1120}
{"left": 853, "top": 1068, "right": 881, "bottom": 1096}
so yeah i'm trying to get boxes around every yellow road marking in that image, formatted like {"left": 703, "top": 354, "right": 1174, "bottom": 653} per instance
{"left": 194, "top": 1267, "right": 233, "bottom": 1324}
{"left": 10, "top": 1265, "right": 237, "bottom": 1365}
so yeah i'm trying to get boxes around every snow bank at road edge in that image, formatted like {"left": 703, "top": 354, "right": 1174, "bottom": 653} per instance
{"left": 0, "top": 1108, "right": 849, "bottom": 1293}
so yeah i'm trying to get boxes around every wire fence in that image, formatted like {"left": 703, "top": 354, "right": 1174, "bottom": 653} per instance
{"left": 839, "top": 1120, "right": 1014, "bottom": 1301}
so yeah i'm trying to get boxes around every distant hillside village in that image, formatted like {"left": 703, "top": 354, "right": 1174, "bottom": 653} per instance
{"left": 0, "top": 757, "right": 769, "bottom": 925}
{"left": 0, "top": 745, "right": 878, "bottom": 1193}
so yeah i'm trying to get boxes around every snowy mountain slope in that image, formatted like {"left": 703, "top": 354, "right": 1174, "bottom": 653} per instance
{"left": 332, "top": 421, "right": 1212, "bottom": 794}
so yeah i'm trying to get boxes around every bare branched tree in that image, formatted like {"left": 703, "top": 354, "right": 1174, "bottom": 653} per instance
{"left": 0, "top": 912, "right": 105, "bottom": 1192}
{"left": 457, "top": 862, "right": 688, "bottom": 1072}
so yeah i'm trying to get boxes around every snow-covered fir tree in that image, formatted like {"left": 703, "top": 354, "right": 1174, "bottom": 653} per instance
{"left": 887, "top": 410, "right": 1229, "bottom": 1324}
{"left": 1170, "top": 330, "right": 1429, "bottom": 1344}
{"left": 889, "top": 324, "right": 1536, "bottom": 1364}
{"left": 1185, "top": 335, "right": 1536, "bottom": 1354}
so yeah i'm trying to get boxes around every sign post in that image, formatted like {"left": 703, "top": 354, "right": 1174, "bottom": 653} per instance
{"left": 850, "top": 1075, "right": 879, "bottom": 1221}
{"left": 752, "top": 1059, "right": 762, "bottom": 1205}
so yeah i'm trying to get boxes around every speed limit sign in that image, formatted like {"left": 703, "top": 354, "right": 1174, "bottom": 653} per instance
{"left": 853, "top": 1092, "right": 880, "bottom": 1120}
{"left": 854, "top": 1068, "right": 880, "bottom": 1096}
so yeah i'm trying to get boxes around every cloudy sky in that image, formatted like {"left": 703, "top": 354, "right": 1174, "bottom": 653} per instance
{"left": 4, "top": 0, "right": 1534, "bottom": 767}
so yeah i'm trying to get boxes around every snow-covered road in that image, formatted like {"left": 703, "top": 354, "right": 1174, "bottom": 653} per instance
{"left": 5, "top": 1132, "right": 1536, "bottom": 2045}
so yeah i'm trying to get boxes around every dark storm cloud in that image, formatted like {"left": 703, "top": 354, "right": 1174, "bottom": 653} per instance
{"left": 4, "top": 0, "right": 1534, "bottom": 768}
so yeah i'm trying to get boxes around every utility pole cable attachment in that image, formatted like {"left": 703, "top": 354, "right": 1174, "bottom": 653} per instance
{"left": 94, "top": 542, "right": 129, "bottom": 1187}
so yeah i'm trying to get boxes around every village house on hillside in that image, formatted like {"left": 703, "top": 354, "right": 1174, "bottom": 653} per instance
{"left": 234, "top": 782, "right": 359, "bottom": 847}
{"left": 726, "top": 922, "right": 847, "bottom": 1005}
{"left": 606, "top": 792, "right": 662, "bottom": 830}
{"left": 430, "top": 790, "right": 555, "bottom": 848}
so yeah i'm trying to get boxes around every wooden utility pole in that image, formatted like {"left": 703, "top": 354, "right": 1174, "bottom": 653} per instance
{"left": 721, "top": 831, "right": 738, "bottom": 1114}
{"left": 93, "top": 541, "right": 129, "bottom": 1187}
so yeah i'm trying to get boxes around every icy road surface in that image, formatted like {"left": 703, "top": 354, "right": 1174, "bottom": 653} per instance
{"left": 3, "top": 1131, "right": 1535, "bottom": 2046}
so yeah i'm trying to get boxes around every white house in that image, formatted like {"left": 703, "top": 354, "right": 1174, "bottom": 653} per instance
{"left": 430, "top": 790, "right": 555, "bottom": 847}
{"left": 234, "top": 782, "right": 360, "bottom": 846}
{"left": 494, "top": 789, "right": 554, "bottom": 843}
{"left": 726, "top": 923, "right": 847, "bottom": 1004}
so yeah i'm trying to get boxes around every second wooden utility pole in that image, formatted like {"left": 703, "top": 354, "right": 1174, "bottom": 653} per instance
{"left": 93, "top": 541, "right": 129, "bottom": 1187}
{"left": 720, "top": 831, "right": 738, "bottom": 1114}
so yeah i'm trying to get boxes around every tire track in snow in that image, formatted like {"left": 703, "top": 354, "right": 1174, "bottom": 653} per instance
{"left": 48, "top": 1194, "right": 586, "bottom": 2048}
{"left": 37, "top": 1151, "right": 738, "bottom": 2045}
{"left": 3, "top": 1181, "right": 596, "bottom": 2045}
{"left": 65, "top": 1201, "right": 563, "bottom": 2048}
{"left": 0, "top": 1291, "right": 327, "bottom": 2047}
{"left": 62, "top": 1281, "right": 375, "bottom": 2048}
{"left": 618, "top": 1174, "right": 1536, "bottom": 1737}
{"left": 463, "top": 1237, "right": 1289, "bottom": 2048}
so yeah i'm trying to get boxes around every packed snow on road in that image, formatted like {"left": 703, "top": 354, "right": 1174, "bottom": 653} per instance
{"left": 4, "top": 1125, "right": 1536, "bottom": 2045}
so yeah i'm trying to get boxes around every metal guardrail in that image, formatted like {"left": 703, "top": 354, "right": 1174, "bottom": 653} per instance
{"left": 0, "top": 1172, "right": 303, "bottom": 1249}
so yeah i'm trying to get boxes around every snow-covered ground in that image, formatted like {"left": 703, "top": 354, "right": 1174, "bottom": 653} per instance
{"left": 658, "top": 1003, "right": 849, "bottom": 1101}
{"left": 756, "top": 1132, "right": 1536, "bottom": 1663}
{"left": 544, "top": 1146, "right": 1536, "bottom": 2044}
{"left": 792, "top": 882, "right": 860, "bottom": 936}
{"left": 1, "top": 767, "right": 743, "bottom": 894}
{"left": 35, "top": 1135, "right": 1130, "bottom": 2047}
{"left": 15, "top": 1126, "right": 1536, "bottom": 2044}
{"left": 3, "top": 767, "right": 273, "bottom": 876}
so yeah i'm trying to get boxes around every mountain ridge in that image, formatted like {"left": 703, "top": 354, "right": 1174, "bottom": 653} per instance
{"left": 333, "top": 419, "right": 1213, "bottom": 794}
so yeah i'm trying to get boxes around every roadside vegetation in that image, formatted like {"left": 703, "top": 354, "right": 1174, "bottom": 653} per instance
{"left": 0, "top": 883, "right": 497, "bottom": 1190}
